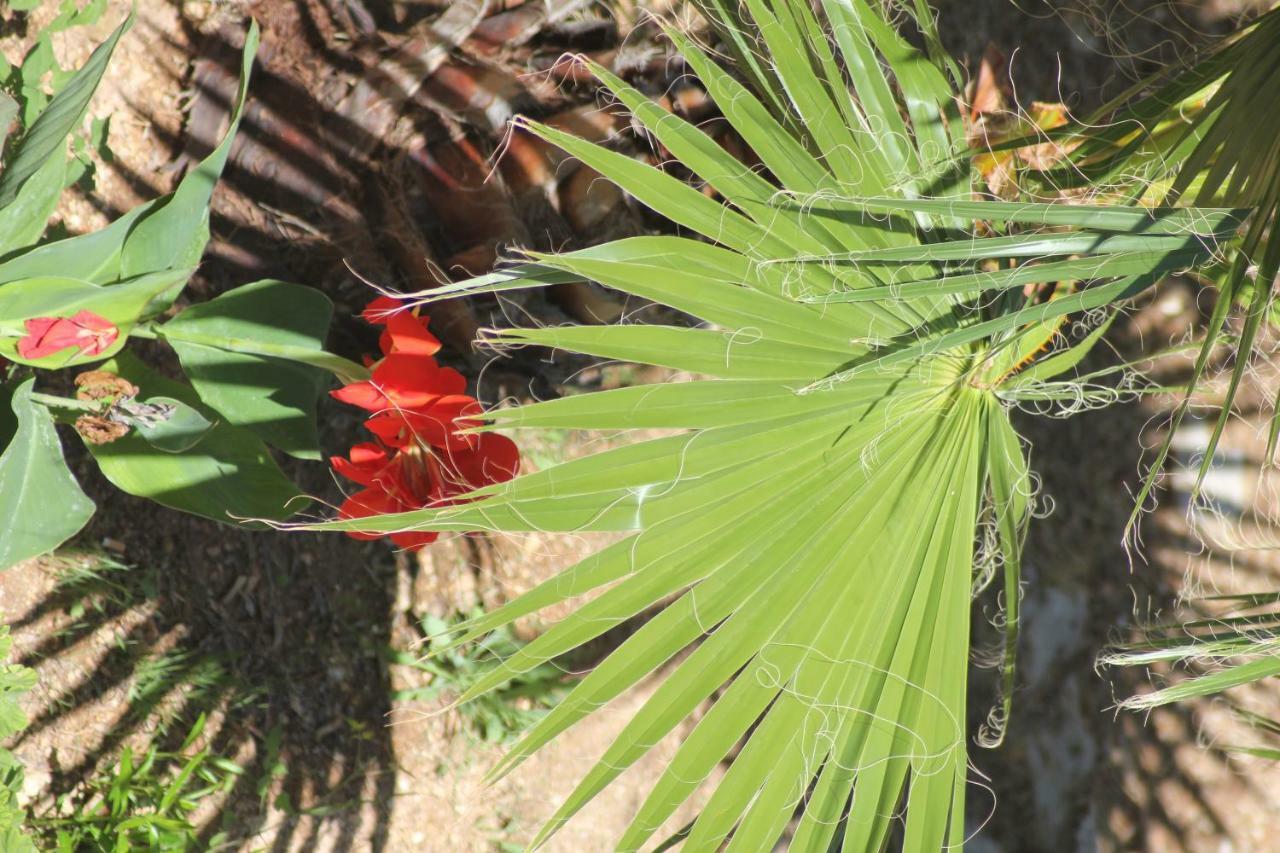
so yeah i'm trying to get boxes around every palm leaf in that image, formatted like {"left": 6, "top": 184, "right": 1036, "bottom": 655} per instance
{"left": 1018, "top": 7, "right": 1280, "bottom": 521}
{"left": 300, "top": 1, "right": 1235, "bottom": 847}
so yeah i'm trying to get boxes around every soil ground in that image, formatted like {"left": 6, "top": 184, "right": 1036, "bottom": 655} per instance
{"left": 2, "top": 1, "right": 1280, "bottom": 851}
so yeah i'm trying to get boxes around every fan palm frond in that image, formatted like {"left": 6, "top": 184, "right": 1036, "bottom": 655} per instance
{"left": 298, "top": 1, "right": 1241, "bottom": 847}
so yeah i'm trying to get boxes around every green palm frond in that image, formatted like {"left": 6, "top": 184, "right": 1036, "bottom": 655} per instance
{"left": 298, "top": 2, "right": 1239, "bottom": 848}
{"left": 1020, "top": 4, "right": 1280, "bottom": 734}
{"left": 1103, "top": 592, "right": 1280, "bottom": 710}
{"left": 1024, "top": 6, "right": 1280, "bottom": 519}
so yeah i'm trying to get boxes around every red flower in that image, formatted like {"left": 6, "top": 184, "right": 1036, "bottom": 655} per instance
{"left": 331, "top": 444, "right": 440, "bottom": 549}
{"left": 17, "top": 311, "right": 118, "bottom": 360}
{"left": 331, "top": 435, "right": 520, "bottom": 551}
{"left": 328, "top": 298, "right": 521, "bottom": 551}
{"left": 364, "top": 395, "right": 481, "bottom": 451}
{"left": 337, "top": 487, "right": 439, "bottom": 549}
{"left": 379, "top": 312, "right": 441, "bottom": 357}
{"left": 361, "top": 295, "right": 404, "bottom": 325}
{"left": 437, "top": 432, "right": 522, "bottom": 492}
{"left": 330, "top": 354, "right": 466, "bottom": 413}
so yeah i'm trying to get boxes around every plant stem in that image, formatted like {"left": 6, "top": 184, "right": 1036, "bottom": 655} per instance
{"left": 28, "top": 392, "right": 101, "bottom": 413}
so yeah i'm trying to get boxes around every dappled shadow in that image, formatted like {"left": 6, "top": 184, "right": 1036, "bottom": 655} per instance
{"left": 100, "top": 0, "right": 689, "bottom": 393}
{"left": 4, "top": 2, "right": 683, "bottom": 846}
{"left": 10, "top": 402, "right": 403, "bottom": 848}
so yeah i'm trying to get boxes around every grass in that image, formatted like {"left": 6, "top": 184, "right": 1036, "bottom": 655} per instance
{"left": 388, "top": 610, "right": 573, "bottom": 747}
{"left": 26, "top": 714, "right": 242, "bottom": 852}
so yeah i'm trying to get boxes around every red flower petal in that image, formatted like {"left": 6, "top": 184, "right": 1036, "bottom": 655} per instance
{"left": 364, "top": 396, "right": 482, "bottom": 451}
{"left": 16, "top": 312, "right": 118, "bottom": 359}
{"left": 375, "top": 355, "right": 467, "bottom": 403}
{"left": 67, "top": 311, "right": 118, "bottom": 356}
{"left": 336, "top": 487, "right": 406, "bottom": 541}
{"left": 361, "top": 295, "right": 404, "bottom": 325}
{"left": 69, "top": 310, "right": 116, "bottom": 332}
{"left": 16, "top": 317, "right": 63, "bottom": 359}
{"left": 330, "top": 381, "right": 389, "bottom": 412}
{"left": 331, "top": 356, "right": 467, "bottom": 413}
{"left": 439, "top": 432, "right": 521, "bottom": 493}
{"left": 330, "top": 442, "right": 393, "bottom": 488}
{"left": 380, "top": 312, "right": 440, "bottom": 357}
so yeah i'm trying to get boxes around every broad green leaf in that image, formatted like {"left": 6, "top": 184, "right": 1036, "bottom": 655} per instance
{"left": 85, "top": 352, "right": 303, "bottom": 524}
{"left": 0, "top": 376, "right": 95, "bottom": 569}
{"left": 0, "top": 13, "right": 129, "bottom": 210}
{"left": 0, "top": 91, "right": 17, "bottom": 160}
{"left": 0, "top": 140, "right": 67, "bottom": 255}
{"left": 121, "top": 20, "right": 251, "bottom": 276}
{"left": 0, "top": 21, "right": 258, "bottom": 287}
{"left": 158, "top": 280, "right": 337, "bottom": 459}
{"left": 0, "top": 202, "right": 148, "bottom": 285}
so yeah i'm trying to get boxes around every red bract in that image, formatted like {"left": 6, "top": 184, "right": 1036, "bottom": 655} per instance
{"left": 17, "top": 311, "right": 118, "bottom": 360}
{"left": 329, "top": 299, "right": 520, "bottom": 551}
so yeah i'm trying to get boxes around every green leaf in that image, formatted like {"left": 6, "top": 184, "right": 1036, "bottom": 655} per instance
{"left": 0, "top": 13, "right": 129, "bottom": 210}
{"left": 809, "top": 196, "right": 1248, "bottom": 235}
{"left": 1004, "top": 309, "right": 1118, "bottom": 387}
{"left": 490, "top": 325, "right": 853, "bottom": 381}
{"left": 0, "top": 376, "right": 95, "bottom": 570}
{"left": 0, "top": 21, "right": 257, "bottom": 287}
{"left": 158, "top": 280, "right": 337, "bottom": 459}
{"left": 85, "top": 352, "right": 304, "bottom": 524}
{"left": 0, "top": 91, "right": 17, "bottom": 158}
{"left": 119, "top": 21, "right": 259, "bottom": 276}
{"left": 0, "top": 139, "right": 66, "bottom": 255}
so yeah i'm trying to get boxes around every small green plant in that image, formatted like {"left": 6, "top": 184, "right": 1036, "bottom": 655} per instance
{"left": 27, "top": 713, "right": 242, "bottom": 851}
{"left": 49, "top": 554, "right": 144, "bottom": 625}
{"left": 0, "top": 625, "right": 37, "bottom": 853}
{"left": 0, "top": 12, "right": 367, "bottom": 571}
{"left": 129, "top": 649, "right": 259, "bottom": 740}
{"left": 390, "top": 612, "right": 570, "bottom": 746}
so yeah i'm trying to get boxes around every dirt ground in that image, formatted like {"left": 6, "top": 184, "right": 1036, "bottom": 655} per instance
{"left": 3, "top": 0, "right": 1280, "bottom": 851}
